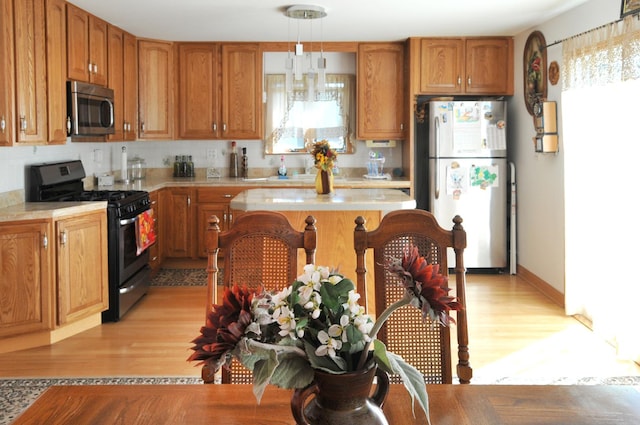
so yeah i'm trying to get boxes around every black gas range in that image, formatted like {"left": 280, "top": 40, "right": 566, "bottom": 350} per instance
{"left": 27, "top": 160, "right": 152, "bottom": 322}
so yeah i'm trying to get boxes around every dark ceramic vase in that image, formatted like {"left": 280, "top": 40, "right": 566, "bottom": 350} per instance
{"left": 290, "top": 363, "right": 390, "bottom": 425}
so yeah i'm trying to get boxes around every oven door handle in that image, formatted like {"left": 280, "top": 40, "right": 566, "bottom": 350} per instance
{"left": 120, "top": 217, "right": 138, "bottom": 226}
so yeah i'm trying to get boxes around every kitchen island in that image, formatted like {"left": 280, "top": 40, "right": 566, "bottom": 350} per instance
{"left": 231, "top": 188, "right": 416, "bottom": 312}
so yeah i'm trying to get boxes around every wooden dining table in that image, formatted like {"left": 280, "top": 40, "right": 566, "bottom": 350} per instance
{"left": 12, "top": 383, "right": 640, "bottom": 424}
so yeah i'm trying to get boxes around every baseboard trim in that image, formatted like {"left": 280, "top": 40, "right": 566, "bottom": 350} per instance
{"left": 516, "top": 264, "right": 564, "bottom": 308}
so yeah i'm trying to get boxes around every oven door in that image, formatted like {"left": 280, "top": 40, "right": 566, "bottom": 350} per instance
{"left": 118, "top": 214, "right": 150, "bottom": 284}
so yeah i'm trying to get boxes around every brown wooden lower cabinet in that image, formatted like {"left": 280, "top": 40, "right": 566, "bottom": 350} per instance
{"left": 0, "top": 208, "right": 108, "bottom": 354}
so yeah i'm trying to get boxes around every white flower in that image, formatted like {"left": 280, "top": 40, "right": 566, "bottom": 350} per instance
{"left": 273, "top": 305, "right": 297, "bottom": 338}
{"left": 328, "top": 315, "right": 350, "bottom": 343}
{"left": 343, "top": 290, "right": 363, "bottom": 315}
{"left": 271, "top": 286, "right": 292, "bottom": 307}
{"left": 354, "top": 314, "right": 374, "bottom": 342}
{"left": 303, "top": 291, "right": 322, "bottom": 319}
{"left": 298, "top": 279, "right": 321, "bottom": 304}
{"left": 315, "top": 330, "right": 343, "bottom": 357}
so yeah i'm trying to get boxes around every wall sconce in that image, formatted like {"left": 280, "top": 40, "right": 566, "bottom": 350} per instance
{"left": 533, "top": 100, "right": 559, "bottom": 153}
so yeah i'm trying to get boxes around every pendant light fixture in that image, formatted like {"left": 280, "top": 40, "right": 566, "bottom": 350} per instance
{"left": 284, "top": 5, "right": 327, "bottom": 98}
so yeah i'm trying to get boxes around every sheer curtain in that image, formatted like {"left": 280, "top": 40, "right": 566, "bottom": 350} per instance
{"left": 562, "top": 16, "right": 640, "bottom": 363}
{"left": 264, "top": 74, "right": 355, "bottom": 152}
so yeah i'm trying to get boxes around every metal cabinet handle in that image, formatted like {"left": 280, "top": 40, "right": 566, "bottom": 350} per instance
{"left": 187, "top": 196, "right": 191, "bottom": 207}
{"left": 457, "top": 76, "right": 461, "bottom": 86}
{"left": 20, "top": 116, "right": 27, "bottom": 132}
{"left": 467, "top": 76, "right": 471, "bottom": 86}
{"left": 223, "top": 194, "right": 233, "bottom": 198}
{"left": 222, "top": 123, "right": 227, "bottom": 132}
{"left": 212, "top": 123, "right": 216, "bottom": 132}
{"left": 140, "top": 122, "right": 145, "bottom": 133}
{"left": 88, "top": 62, "right": 93, "bottom": 73}
{"left": 66, "top": 116, "right": 71, "bottom": 133}
{"left": 59, "top": 231, "right": 67, "bottom": 246}
{"left": 93, "top": 64, "right": 98, "bottom": 74}
{"left": 0, "top": 116, "right": 5, "bottom": 133}
{"left": 43, "top": 232, "right": 48, "bottom": 249}
{"left": 229, "top": 212, "right": 233, "bottom": 224}
{"left": 400, "top": 123, "right": 404, "bottom": 131}
{"left": 223, "top": 213, "right": 227, "bottom": 224}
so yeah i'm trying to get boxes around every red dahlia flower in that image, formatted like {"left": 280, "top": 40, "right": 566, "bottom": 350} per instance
{"left": 188, "top": 284, "right": 255, "bottom": 372}
{"left": 390, "top": 245, "right": 461, "bottom": 326}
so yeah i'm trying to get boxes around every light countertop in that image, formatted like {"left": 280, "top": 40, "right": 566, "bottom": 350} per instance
{"left": 231, "top": 188, "right": 416, "bottom": 211}
{"left": 0, "top": 201, "right": 107, "bottom": 223}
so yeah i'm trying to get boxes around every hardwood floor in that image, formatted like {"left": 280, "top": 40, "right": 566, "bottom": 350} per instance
{"left": 0, "top": 273, "right": 638, "bottom": 380}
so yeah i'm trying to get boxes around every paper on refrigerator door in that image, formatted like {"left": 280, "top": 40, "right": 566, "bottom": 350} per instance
{"left": 446, "top": 162, "right": 468, "bottom": 197}
{"left": 486, "top": 124, "right": 507, "bottom": 150}
{"left": 470, "top": 165, "right": 499, "bottom": 189}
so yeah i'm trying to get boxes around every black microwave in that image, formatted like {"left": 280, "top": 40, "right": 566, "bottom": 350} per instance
{"left": 67, "top": 80, "right": 115, "bottom": 137}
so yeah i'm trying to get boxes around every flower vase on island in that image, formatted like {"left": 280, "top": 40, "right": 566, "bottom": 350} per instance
{"left": 189, "top": 246, "right": 462, "bottom": 425}
{"left": 310, "top": 140, "right": 337, "bottom": 195}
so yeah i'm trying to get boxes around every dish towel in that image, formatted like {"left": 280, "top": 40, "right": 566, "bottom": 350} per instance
{"left": 136, "top": 208, "right": 156, "bottom": 255}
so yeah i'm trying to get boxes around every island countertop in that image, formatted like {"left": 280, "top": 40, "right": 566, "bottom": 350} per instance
{"left": 230, "top": 188, "right": 416, "bottom": 211}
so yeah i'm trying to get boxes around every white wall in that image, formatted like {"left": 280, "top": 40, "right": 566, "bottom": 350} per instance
{"left": 510, "top": 0, "right": 620, "bottom": 292}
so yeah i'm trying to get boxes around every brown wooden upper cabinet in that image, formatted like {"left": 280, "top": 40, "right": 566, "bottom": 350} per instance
{"left": 138, "top": 39, "right": 174, "bottom": 140}
{"left": 66, "top": 3, "right": 108, "bottom": 86}
{"left": 357, "top": 43, "right": 406, "bottom": 140}
{"left": 413, "top": 37, "right": 513, "bottom": 95}
{"left": 177, "top": 43, "right": 262, "bottom": 140}
{"left": 1, "top": 0, "right": 16, "bottom": 146}
{"left": 108, "top": 27, "right": 138, "bottom": 142}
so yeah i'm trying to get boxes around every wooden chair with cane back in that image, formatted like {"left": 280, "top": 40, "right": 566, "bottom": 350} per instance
{"left": 202, "top": 210, "right": 317, "bottom": 384}
{"left": 354, "top": 209, "right": 472, "bottom": 384}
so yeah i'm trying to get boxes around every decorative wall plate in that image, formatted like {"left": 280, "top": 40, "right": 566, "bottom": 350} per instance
{"left": 548, "top": 61, "right": 560, "bottom": 85}
{"left": 523, "top": 31, "right": 547, "bottom": 115}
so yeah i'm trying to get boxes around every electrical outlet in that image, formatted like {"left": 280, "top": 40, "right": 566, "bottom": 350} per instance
{"left": 206, "top": 149, "right": 218, "bottom": 160}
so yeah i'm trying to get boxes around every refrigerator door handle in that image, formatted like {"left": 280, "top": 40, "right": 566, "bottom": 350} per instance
{"left": 434, "top": 116, "right": 440, "bottom": 199}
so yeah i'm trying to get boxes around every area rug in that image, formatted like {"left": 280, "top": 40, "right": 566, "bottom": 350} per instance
{"left": 150, "top": 268, "right": 208, "bottom": 286}
{"left": 2, "top": 376, "right": 639, "bottom": 424}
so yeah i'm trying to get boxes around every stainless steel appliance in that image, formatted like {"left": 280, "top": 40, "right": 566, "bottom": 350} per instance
{"left": 423, "top": 100, "right": 509, "bottom": 270}
{"left": 67, "top": 81, "right": 115, "bottom": 137}
{"left": 27, "top": 160, "right": 152, "bottom": 321}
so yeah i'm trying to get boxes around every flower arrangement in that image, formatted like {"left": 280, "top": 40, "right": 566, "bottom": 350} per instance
{"left": 310, "top": 140, "right": 337, "bottom": 172}
{"left": 188, "top": 245, "right": 461, "bottom": 419}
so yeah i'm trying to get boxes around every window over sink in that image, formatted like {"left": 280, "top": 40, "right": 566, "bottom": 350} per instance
{"left": 263, "top": 52, "right": 356, "bottom": 155}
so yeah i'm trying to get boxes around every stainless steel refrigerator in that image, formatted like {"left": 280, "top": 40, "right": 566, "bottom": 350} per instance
{"left": 427, "top": 100, "right": 508, "bottom": 270}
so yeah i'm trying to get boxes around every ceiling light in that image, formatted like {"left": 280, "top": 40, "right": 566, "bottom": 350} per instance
{"left": 284, "top": 4, "right": 327, "bottom": 97}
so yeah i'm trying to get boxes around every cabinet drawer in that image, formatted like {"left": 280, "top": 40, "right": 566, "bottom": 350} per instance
{"left": 196, "top": 187, "right": 244, "bottom": 203}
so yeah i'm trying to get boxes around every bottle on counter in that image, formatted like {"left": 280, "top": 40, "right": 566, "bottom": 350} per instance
{"left": 173, "top": 155, "right": 180, "bottom": 177}
{"left": 181, "top": 155, "right": 188, "bottom": 177}
{"left": 241, "top": 147, "right": 248, "bottom": 178}
{"left": 187, "top": 155, "right": 195, "bottom": 177}
{"left": 278, "top": 155, "right": 287, "bottom": 177}
{"left": 229, "top": 141, "right": 239, "bottom": 177}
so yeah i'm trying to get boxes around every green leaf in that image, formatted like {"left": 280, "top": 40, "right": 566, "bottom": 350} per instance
{"left": 269, "top": 355, "right": 314, "bottom": 389}
{"left": 372, "top": 339, "right": 393, "bottom": 374}
{"left": 250, "top": 349, "right": 279, "bottom": 403}
{"left": 385, "top": 351, "right": 430, "bottom": 423}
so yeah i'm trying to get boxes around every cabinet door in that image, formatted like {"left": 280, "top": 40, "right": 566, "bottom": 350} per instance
{"left": 0, "top": 0, "right": 15, "bottom": 146}
{"left": 164, "top": 188, "right": 193, "bottom": 258}
{"left": 178, "top": 43, "right": 219, "bottom": 139}
{"left": 14, "top": 0, "right": 47, "bottom": 145}
{"left": 357, "top": 43, "right": 406, "bottom": 140}
{"left": 0, "top": 220, "right": 53, "bottom": 338}
{"left": 56, "top": 211, "right": 108, "bottom": 325}
{"left": 221, "top": 43, "right": 262, "bottom": 139}
{"left": 123, "top": 32, "right": 138, "bottom": 140}
{"left": 66, "top": 3, "right": 90, "bottom": 82}
{"left": 464, "top": 38, "right": 513, "bottom": 95}
{"left": 88, "top": 15, "right": 108, "bottom": 86}
{"left": 138, "top": 39, "right": 174, "bottom": 139}
{"left": 419, "top": 38, "right": 464, "bottom": 94}
{"left": 108, "top": 25, "right": 125, "bottom": 141}
{"left": 45, "top": 0, "right": 67, "bottom": 144}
